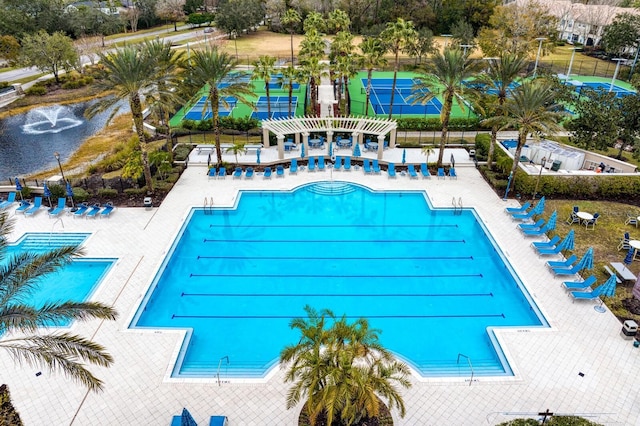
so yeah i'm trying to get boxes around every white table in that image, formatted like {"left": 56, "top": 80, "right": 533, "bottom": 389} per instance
{"left": 309, "top": 138, "right": 323, "bottom": 148}
{"left": 630, "top": 240, "right": 640, "bottom": 260}
{"left": 576, "top": 212, "right": 593, "bottom": 221}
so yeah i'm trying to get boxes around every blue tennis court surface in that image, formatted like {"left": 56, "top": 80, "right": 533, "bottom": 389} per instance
{"left": 463, "top": 80, "right": 520, "bottom": 96}
{"left": 574, "top": 82, "right": 636, "bottom": 98}
{"left": 252, "top": 96, "right": 298, "bottom": 120}
{"left": 362, "top": 78, "right": 442, "bottom": 116}
{"left": 184, "top": 96, "right": 237, "bottom": 120}
{"left": 131, "top": 182, "right": 547, "bottom": 378}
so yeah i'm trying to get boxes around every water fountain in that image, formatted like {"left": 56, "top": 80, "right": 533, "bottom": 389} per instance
{"left": 21, "top": 105, "right": 84, "bottom": 135}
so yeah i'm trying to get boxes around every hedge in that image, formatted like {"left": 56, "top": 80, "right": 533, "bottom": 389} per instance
{"left": 396, "top": 116, "right": 480, "bottom": 131}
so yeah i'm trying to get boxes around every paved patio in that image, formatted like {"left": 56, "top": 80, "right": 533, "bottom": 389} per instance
{"left": 1, "top": 159, "right": 639, "bottom": 425}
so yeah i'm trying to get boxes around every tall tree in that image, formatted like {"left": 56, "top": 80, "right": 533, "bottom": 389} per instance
{"left": 566, "top": 89, "right": 620, "bottom": 152}
{"left": 277, "top": 64, "right": 303, "bottom": 117}
{"left": 359, "top": 37, "right": 387, "bottom": 116}
{"left": 155, "top": 0, "right": 186, "bottom": 32}
{"left": 404, "top": 28, "right": 435, "bottom": 66}
{"left": 87, "top": 45, "right": 170, "bottom": 192}
{"left": 252, "top": 55, "right": 277, "bottom": 117}
{"left": 0, "top": 211, "right": 118, "bottom": 392}
{"left": 281, "top": 8, "right": 302, "bottom": 64}
{"left": 183, "top": 47, "right": 254, "bottom": 166}
{"left": 409, "top": 48, "right": 479, "bottom": 168}
{"left": 381, "top": 18, "right": 417, "bottom": 119}
{"left": 482, "top": 79, "right": 565, "bottom": 198}
{"left": 602, "top": 13, "right": 640, "bottom": 57}
{"left": 281, "top": 306, "right": 411, "bottom": 426}
{"left": 327, "top": 9, "right": 350, "bottom": 34}
{"left": 19, "top": 30, "right": 78, "bottom": 84}
{"left": 476, "top": 53, "right": 527, "bottom": 168}
{"left": 299, "top": 28, "right": 326, "bottom": 116}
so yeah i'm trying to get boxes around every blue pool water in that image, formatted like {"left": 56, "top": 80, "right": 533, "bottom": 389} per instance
{"left": 4, "top": 233, "right": 115, "bottom": 327}
{"left": 132, "top": 182, "right": 547, "bottom": 378}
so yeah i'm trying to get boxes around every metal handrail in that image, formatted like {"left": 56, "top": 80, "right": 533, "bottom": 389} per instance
{"left": 217, "top": 356, "right": 229, "bottom": 386}
{"left": 457, "top": 353, "right": 474, "bottom": 386}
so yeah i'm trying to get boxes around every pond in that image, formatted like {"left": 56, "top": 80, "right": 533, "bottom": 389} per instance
{"left": 0, "top": 102, "right": 119, "bottom": 179}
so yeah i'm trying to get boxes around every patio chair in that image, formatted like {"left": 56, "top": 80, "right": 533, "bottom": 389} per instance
{"left": 334, "top": 156, "right": 342, "bottom": 171}
{"left": 0, "top": 192, "right": 16, "bottom": 209}
{"left": 363, "top": 159, "right": 371, "bottom": 174}
{"left": 232, "top": 167, "right": 242, "bottom": 179}
{"left": 420, "top": 163, "right": 431, "bottom": 179}
{"left": 15, "top": 200, "right": 31, "bottom": 213}
{"left": 48, "top": 198, "right": 67, "bottom": 217}
{"left": 290, "top": 158, "right": 298, "bottom": 175}
{"left": 318, "top": 156, "right": 325, "bottom": 171}
{"left": 570, "top": 283, "right": 607, "bottom": 301}
{"left": 343, "top": 157, "right": 352, "bottom": 171}
{"left": 207, "top": 167, "right": 217, "bottom": 179}
{"left": 100, "top": 202, "right": 115, "bottom": 218}
{"left": 73, "top": 203, "right": 89, "bottom": 218}
{"left": 532, "top": 235, "right": 561, "bottom": 249}
{"left": 518, "top": 218, "right": 545, "bottom": 231}
{"left": 506, "top": 201, "right": 531, "bottom": 214}
{"left": 276, "top": 165, "right": 284, "bottom": 178}
{"left": 85, "top": 203, "right": 101, "bottom": 218}
{"left": 24, "top": 197, "right": 43, "bottom": 216}
{"left": 547, "top": 254, "right": 578, "bottom": 269}
{"left": 217, "top": 167, "right": 226, "bottom": 179}
{"left": 437, "top": 168, "right": 446, "bottom": 179}
{"left": 448, "top": 168, "right": 457, "bottom": 179}
{"left": 372, "top": 159, "right": 381, "bottom": 174}
{"left": 562, "top": 275, "right": 597, "bottom": 291}
{"left": 407, "top": 164, "right": 418, "bottom": 179}
{"left": 566, "top": 206, "right": 580, "bottom": 225}
{"left": 584, "top": 212, "right": 599, "bottom": 230}
{"left": 263, "top": 167, "right": 272, "bottom": 179}
{"left": 618, "top": 232, "right": 631, "bottom": 251}
{"left": 245, "top": 167, "right": 254, "bottom": 179}
{"left": 387, "top": 163, "right": 396, "bottom": 179}
{"left": 625, "top": 214, "right": 639, "bottom": 227}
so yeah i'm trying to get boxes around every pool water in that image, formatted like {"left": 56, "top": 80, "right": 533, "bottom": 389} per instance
{"left": 132, "top": 182, "right": 547, "bottom": 378}
{"left": 4, "top": 233, "right": 115, "bottom": 327}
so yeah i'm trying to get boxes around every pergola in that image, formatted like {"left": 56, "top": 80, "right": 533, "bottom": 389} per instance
{"left": 261, "top": 116, "right": 398, "bottom": 160}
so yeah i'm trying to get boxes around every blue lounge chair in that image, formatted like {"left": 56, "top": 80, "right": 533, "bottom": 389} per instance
{"left": 522, "top": 224, "right": 552, "bottom": 236}
{"left": 85, "top": 203, "right": 101, "bottom": 218}
{"left": 217, "top": 167, "right": 226, "bottom": 179}
{"left": 245, "top": 167, "right": 254, "bottom": 179}
{"left": 24, "top": 197, "right": 43, "bottom": 216}
{"left": 387, "top": 163, "right": 396, "bottom": 178}
{"left": 0, "top": 192, "right": 16, "bottom": 209}
{"left": 276, "top": 165, "right": 284, "bottom": 178}
{"left": 570, "top": 284, "right": 607, "bottom": 301}
{"left": 308, "top": 157, "right": 316, "bottom": 172}
{"left": 48, "top": 197, "right": 66, "bottom": 217}
{"left": 506, "top": 201, "right": 531, "bottom": 214}
{"left": 547, "top": 254, "right": 578, "bottom": 268}
{"left": 73, "top": 203, "right": 89, "bottom": 218}
{"left": 363, "top": 159, "right": 371, "bottom": 174}
{"left": 420, "top": 163, "right": 431, "bottom": 179}
{"left": 407, "top": 164, "right": 418, "bottom": 179}
{"left": 232, "top": 167, "right": 242, "bottom": 179}
{"left": 532, "top": 235, "right": 561, "bottom": 249}
{"left": 512, "top": 209, "right": 536, "bottom": 221}
{"left": 553, "top": 264, "right": 584, "bottom": 276}
{"left": 334, "top": 156, "right": 342, "bottom": 171}
{"left": 449, "top": 168, "right": 457, "bottom": 179}
{"left": 263, "top": 167, "right": 272, "bottom": 179}
{"left": 437, "top": 168, "right": 446, "bottom": 179}
{"left": 15, "top": 200, "right": 31, "bottom": 213}
{"left": 343, "top": 156, "right": 351, "bottom": 171}
{"left": 207, "top": 167, "right": 217, "bottom": 179}
{"left": 100, "top": 202, "right": 115, "bottom": 217}
{"left": 536, "top": 243, "right": 564, "bottom": 255}
{"left": 562, "top": 275, "right": 597, "bottom": 291}
{"left": 372, "top": 159, "right": 381, "bottom": 174}
{"left": 318, "top": 156, "right": 325, "bottom": 171}
{"left": 518, "top": 218, "right": 545, "bottom": 231}
{"left": 290, "top": 158, "right": 298, "bottom": 174}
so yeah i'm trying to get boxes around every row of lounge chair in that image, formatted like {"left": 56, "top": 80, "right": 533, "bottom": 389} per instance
{"left": 1, "top": 192, "right": 115, "bottom": 218}
{"left": 71, "top": 202, "right": 115, "bottom": 218}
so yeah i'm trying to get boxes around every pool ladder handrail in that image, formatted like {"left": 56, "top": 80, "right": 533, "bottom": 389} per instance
{"left": 452, "top": 197, "right": 463, "bottom": 215}
{"left": 217, "top": 356, "right": 229, "bottom": 386}
{"left": 204, "top": 197, "right": 214, "bottom": 215}
{"left": 456, "top": 353, "right": 474, "bottom": 386}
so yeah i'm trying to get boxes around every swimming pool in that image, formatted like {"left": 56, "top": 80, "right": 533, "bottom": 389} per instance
{"left": 131, "top": 182, "right": 547, "bottom": 378}
{"left": 4, "top": 233, "right": 115, "bottom": 327}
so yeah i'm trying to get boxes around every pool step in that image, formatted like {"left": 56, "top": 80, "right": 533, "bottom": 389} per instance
{"left": 306, "top": 181, "right": 357, "bottom": 196}
{"left": 16, "top": 233, "right": 89, "bottom": 250}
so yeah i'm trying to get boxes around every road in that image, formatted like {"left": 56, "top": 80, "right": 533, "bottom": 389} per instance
{"left": 0, "top": 25, "right": 216, "bottom": 83}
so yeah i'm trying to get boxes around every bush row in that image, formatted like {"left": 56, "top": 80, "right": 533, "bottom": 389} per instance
{"left": 396, "top": 117, "right": 481, "bottom": 131}
{"left": 180, "top": 116, "right": 260, "bottom": 132}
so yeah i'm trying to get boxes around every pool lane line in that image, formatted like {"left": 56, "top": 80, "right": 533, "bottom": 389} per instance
{"left": 171, "top": 313, "right": 506, "bottom": 319}
{"left": 202, "top": 239, "right": 467, "bottom": 243}
{"left": 196, "top": 255, "right": 474, "bottom": 260}
{"left": 208, "top": 224, "right": 460, "bottom": 228}
{"left": 180, "top": 292, "right": 494, "bottom": 297}
{"left": 189, "top": 273, "right": 483, "bottom": 278}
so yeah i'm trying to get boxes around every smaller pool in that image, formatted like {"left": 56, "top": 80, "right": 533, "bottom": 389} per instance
{"left": 4, "top": 233, "right": 115, "bottom": 327}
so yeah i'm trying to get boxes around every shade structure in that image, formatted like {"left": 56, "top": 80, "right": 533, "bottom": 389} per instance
{"left": 180, "top": 408, "right": 198, "bottom": 426}
{"left": 353, "top": 143, "right": 361, "bottom": 157}
{"left": 43, "top": 182, "right": 52, "bottom": 208}
{"left": 576, "top": 247, "right": 594, "bottom": 271}
{"left": 624, "top": 247, "right": 634, "bottom": 267}
{"left": 546, "top": 210, "right": 557, "bottom": 232}
{"left": 601, "top": 274, "right": 618, "bottom": 298}
{"left": 532, "top": 196, "right": 546, "bottom": 215}
{"left": 66, "top": 181, "right": 75, "bottom": 208}
{"left": 14, "top": 178, "right": 23, "bottom": 200}
{"left": 402, "top": 149, "right": 406, "bottom": 164}
{"left": 256, "top": 149, "right": 260, "bottom": 164}
{"left": 300, "top": 143, "right": 305, "bottom": 159}
{"left": 559, "top": 229, "right": 575, "bottom": 251}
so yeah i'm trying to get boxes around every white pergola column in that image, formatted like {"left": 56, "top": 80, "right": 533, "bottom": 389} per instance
{"left": 276, "top": 135, "right": 285, "bottom": 160}
{"left": 351, "top": 132, "right": 359, "bottom": 156}
{"left": 302, "top": 132, "right": 310, "bottom": 157}
{"left": 295, "top": 133, "right": 300, "bottom": 145}
{"left": 262, "top": 128, "right": 270, "bottom": 147}
{"left": 389, "top": 128, "right": 397, "bottom": 148}
{"left": 377, "top": 134, "right": 385, "bottom": 160}
{"left": 326, "top": 130, "right": 334, "bottom": 155}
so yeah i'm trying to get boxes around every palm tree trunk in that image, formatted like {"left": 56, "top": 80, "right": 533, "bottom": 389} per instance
{"left": 129, "top": 93, "right": 154, "bottom": 193}
{"left": 211, "top": 88, "right": 222, "bottom": 167}
{"left": 336, "top": 75, "right": 343, "bottom": 115}
{"left": 266, "top": 82, "right": 271, "bottom": 117}
{"left": 290, "top": 32, "right": 294, "bottom": 64}
{"left": 388, "top": 50, "right": 399, "bottom": 119}
{"left": 487, "top": 125, "right": 498, "bottom": 168}
{"left": 288, "top": 83, "right": 293, "bottom": 116}
{"left": 365, "top": 68, "right": 372, "bottom": 116}
{"left": 344, "top": 76, "right": 350, "bottom": 116}
{"left": 507, "top": 130, "right": 527, "bottom": 198}
{"left": 437, "top": 93, "right": 453, "bottom": 167}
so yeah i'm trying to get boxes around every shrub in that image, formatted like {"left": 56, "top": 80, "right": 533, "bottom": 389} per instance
{"left": 166, "top": 173, "right": 180, "bottom": 183}
{"left": 0, "top": 385, "right": 22, "bottom": 426}
{"left": 72, "top": 187, "right": 90, "bottom": 203}
{"left": 173, "top": 144, "right": 192, "bottom": 161}
{"left": 124, "top": 187, "right": 147, "bottom": 196}
{"left": 97, "top": 188, "right": 118, "bottom": 198}
{"left": 48, "top": 183, "right": 65, "bottom": 198}
{"left": 25, "top": 86, "right": 47, "bottom": 96}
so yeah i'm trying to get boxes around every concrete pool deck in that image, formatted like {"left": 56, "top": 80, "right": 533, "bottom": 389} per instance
{"left": 1, "top": 160, "right": 639, "bottom": 425}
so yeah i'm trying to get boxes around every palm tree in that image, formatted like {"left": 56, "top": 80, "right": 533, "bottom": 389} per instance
{"left": 0, "top": 211, "right": 117, "bottom": 392}
{"left": 483, "top": 79, "right": 565, "bottom": 198}
{"left": 380, "top": 18, "right": 417, "bottom": 119}
{"left": 329, "top": 31, "right": 355, "bottom": 116}
{"left": 409, "top": 48, "right": 479, "bottom": 168}
{"left": 299, "top": 56, "right": 325, "bottom": 117}
{"left": 278, "top": 65, "right": 303, "bottom": 117}
{"left": 252, "top": 55, "right": 277, "bottom": 117}
{"left": 421, "top": 144, "right": 435, "bottom": 165}
{"left": 281, "top": 305, "right": 411, "bottom": 426}
{"left": 226, "top": 141, "right": 247, "bottom": 165}
{"left": 87, "top": 45, "right": 167, "bottom": 193}
{"left": 140, "top": 39, "right": 185, "bottom": 162}
{"left": 476, "top": 54, "right": 527, "bottom": 169}
{"left": 359, "top": 37, "right": 387, "bottom": 116}
{"left": 281, "top": 8, "right": 301, "bottom": 64}
{"left": 183, "top": 47, "right": 255, "bottom": 167}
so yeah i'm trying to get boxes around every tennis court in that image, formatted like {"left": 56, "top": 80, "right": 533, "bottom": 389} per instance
{"left": 183, "top": 96, "right": 237, "bottom": 120}
{"left": 361, "top": 78, "right": 443, "bottom": 116}
{"left": 252, "top": 96, "right": 298, "bottom": 120}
